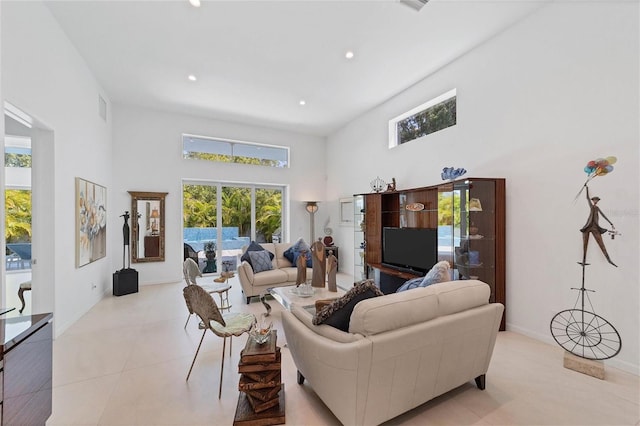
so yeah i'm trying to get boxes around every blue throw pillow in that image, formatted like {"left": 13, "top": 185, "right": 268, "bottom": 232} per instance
{"left": 284, "top": 238, "right": 310, "bottom": 263}
{"left": 241, "top": 241, "right": 274, "bottom": 268}
{"left": 420, "top": 261, "right": 451, "bottom": 287}
{"left": 396, "top": 277, "right": 424, "bottom": 292}
{"left": 248, "top": 250, "right": 274, "bottom": 273}
{"left": 283, "top": 246, "right": 295, "bottom": 263}
{"left": 291, "top": 237, "right": 310, "bottom": 252}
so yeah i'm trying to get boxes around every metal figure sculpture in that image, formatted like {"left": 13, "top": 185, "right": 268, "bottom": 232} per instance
{"left": 550, "top": 157, "right": 621, "bottom": 361}
{"left": 120, "top": 211, "right": 131, "bottom": 269}
{"left": 580, "top": 185, "right": 617, "bottom": 267}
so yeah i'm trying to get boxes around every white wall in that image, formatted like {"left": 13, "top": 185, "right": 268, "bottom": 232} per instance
{"left": 1, "top": 1, "right": 113, "bottom": 335}
{"left": 326, "top": 2, "right": 639, "bottom": 374}
{"left": 111, "top": 104, "right": 326, "bottom": 285}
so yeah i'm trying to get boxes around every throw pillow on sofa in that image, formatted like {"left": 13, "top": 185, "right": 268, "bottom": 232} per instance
{"left": 395, "top": 276, "right": 424, "bottom": 292}
{"left": 248, "top": 250, "right": 274, "bottom": 273}
{"left": 284, "top": 237, "right": 313, "bottom": 267}
{"left": 421, "top": 260, "right": 451, "bottom": 286}
{"left": 241, "top": 241, "right": 274, "bottom": 268}
{"left": 313, "top": 279, "right": 384, "bottom": 331}
{"left": 396, "top": 260, "right": 451, "bottom": 292}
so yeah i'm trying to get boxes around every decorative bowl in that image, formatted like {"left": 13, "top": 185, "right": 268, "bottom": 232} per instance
{"left": 291, "top": 283, "right": 314, "bottom": 297}
{"left": 250, "top": 320, "right": 273, "bottom": 345}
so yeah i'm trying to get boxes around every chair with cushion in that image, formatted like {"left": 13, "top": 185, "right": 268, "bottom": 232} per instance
{"left": 183, "top": 285, "right": 255, "bottom": 398}
{"left": 183, "top": 258, "right": 231, "bottom": 327}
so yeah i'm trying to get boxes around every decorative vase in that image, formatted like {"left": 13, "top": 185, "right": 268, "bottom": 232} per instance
{"left": 250, "top": 319, "right": 273, "bottom": 345}
{"left": 468, "top": 250, "right": 480, "bottom": 265}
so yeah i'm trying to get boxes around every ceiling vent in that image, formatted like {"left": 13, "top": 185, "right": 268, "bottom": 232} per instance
{"left": 400, "top": 0, "right": 429, "bottom": 12}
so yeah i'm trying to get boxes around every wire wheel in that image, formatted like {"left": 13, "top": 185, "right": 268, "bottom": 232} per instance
{"left": 550, "top": 309, "right": 621, "bottom": 360}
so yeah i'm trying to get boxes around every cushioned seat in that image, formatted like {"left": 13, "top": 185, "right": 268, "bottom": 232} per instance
{"left": 183, "top": 285, "right": 255, "bottom": 399}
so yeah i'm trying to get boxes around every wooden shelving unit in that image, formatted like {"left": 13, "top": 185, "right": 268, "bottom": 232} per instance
{"left": 355, "top": 178, "right": 506, "bottom": 330}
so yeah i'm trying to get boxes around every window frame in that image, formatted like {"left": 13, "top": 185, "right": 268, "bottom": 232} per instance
{"left": 182, "top": 133, "right": 290, "bottom": 168}
{"left": 388, "top": 88, "right": 457, "bottom": 149}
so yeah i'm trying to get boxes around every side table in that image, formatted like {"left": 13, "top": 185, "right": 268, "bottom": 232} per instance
{"left": 211, "top": 282, "right": 232, "bottom": 312}
{"left": 233, "top": 330, "right": 285, "bottom": 426}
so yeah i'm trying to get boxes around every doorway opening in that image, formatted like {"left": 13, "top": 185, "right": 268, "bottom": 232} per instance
{"left": 4, "top": 113, "right": 33, "bottom": 313}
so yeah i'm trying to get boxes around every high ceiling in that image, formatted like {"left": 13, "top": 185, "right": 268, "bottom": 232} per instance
{"left": 45, "top": 0, "right": 543, "bottom": 137}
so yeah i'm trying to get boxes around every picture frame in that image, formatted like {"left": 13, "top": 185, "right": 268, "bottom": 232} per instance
{"left": 339, "top": 197, "right": 354, "bottom": 226}
{"left": 75, "top": 177, "right": 107, "bottom": 267}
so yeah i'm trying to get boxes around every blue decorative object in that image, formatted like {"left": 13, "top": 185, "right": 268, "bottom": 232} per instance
{"left": 441, "top": 167, "right": 467, "bottom": 181}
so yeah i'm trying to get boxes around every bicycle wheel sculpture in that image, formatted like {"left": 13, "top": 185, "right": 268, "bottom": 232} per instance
{"left": 550, "top": 307, "right": 621, "bottom": 360}
{"left": 550, "top": 157, "right": 622, "bottom": 361}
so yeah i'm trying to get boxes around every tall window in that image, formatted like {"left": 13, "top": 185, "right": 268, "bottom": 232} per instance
{"left": 5, "top": 136, "right": 32, "bottom": 271}
{"left": 389, "top": 88, "right": 457, "bottom": 148}
{"left": 183, "top": 134, "right": 289, "bottom": 168}
{"left": 183, "top": 182, "right": 285, "bottom": 272}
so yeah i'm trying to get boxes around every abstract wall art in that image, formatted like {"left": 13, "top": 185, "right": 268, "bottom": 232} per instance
{"left": 76, "top": 177, "right": 107, "bottom": 267}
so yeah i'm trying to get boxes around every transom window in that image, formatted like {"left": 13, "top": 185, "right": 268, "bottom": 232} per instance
{"left": 389, "top": 88, "right": 457, "bottom": 148}
{"left": 183, "top": 134, "right": 289, "bottom": 168}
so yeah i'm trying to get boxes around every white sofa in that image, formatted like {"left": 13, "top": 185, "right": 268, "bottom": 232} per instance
{"left": 237, "top": 242, "right": 312, "bottom": 304}
{"left": 281, "top": 280, "right": 504, "bottom": 426}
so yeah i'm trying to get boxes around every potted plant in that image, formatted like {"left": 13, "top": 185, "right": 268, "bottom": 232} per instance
{"left": 204, "top": 241, "right": 216, "bottom": 261}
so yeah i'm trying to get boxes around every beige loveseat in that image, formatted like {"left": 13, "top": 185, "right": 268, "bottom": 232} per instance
{"left": 238, "top": 242, "right": 312, "bottom": 304}
{"left": 281, "top": 280, "right": 504, "bottom": 425}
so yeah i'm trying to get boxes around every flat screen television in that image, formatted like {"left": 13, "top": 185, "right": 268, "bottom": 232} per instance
{"left": 382, "top": 227, "right": 438, "bottom": 274}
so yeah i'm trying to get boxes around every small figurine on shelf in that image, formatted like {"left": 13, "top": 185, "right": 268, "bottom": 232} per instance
{"left": 469, "top": 198, "right": 483, "bottom": 211}
{"left": 370, "top": 176, "right": 386, "bottom": 193}
{"left": 469, "top": 222, "right": 483, "bottom": 239}
{"left": 385, "top": 178, "right": 397, "bottom": 192}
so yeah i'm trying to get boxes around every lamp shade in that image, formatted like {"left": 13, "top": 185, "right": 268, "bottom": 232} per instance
{"left": 305, "top": 201, "right": 318, "bottom": 214}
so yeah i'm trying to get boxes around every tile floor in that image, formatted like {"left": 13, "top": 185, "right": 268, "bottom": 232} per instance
{"left": 47, "top": 274, "right": 640, "bottom": 425}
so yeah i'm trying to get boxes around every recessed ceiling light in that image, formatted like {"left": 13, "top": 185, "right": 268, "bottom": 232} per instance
{"left": 189, "top": 0, "right": 201, "bottom": 7}
{"left": 345, "top": 51, "right": 355, "bottom": 59}
{"left": 188, "top": 74, "right": 197, "bottom": 81}
{"left": 299, "top": 100, "right": 306, "bottom": 106}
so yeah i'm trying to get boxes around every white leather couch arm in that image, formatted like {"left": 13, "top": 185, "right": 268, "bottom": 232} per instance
{"left": 237, "top": 260, "right": 254, "bottom": 293}
{"left": 282, "top": 309, "right": 372, "bottom": 426}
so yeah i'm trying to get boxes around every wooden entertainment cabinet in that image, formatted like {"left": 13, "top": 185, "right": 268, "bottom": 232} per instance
{"left": 354, "top": 178, "right": 505, "bottom": 329}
